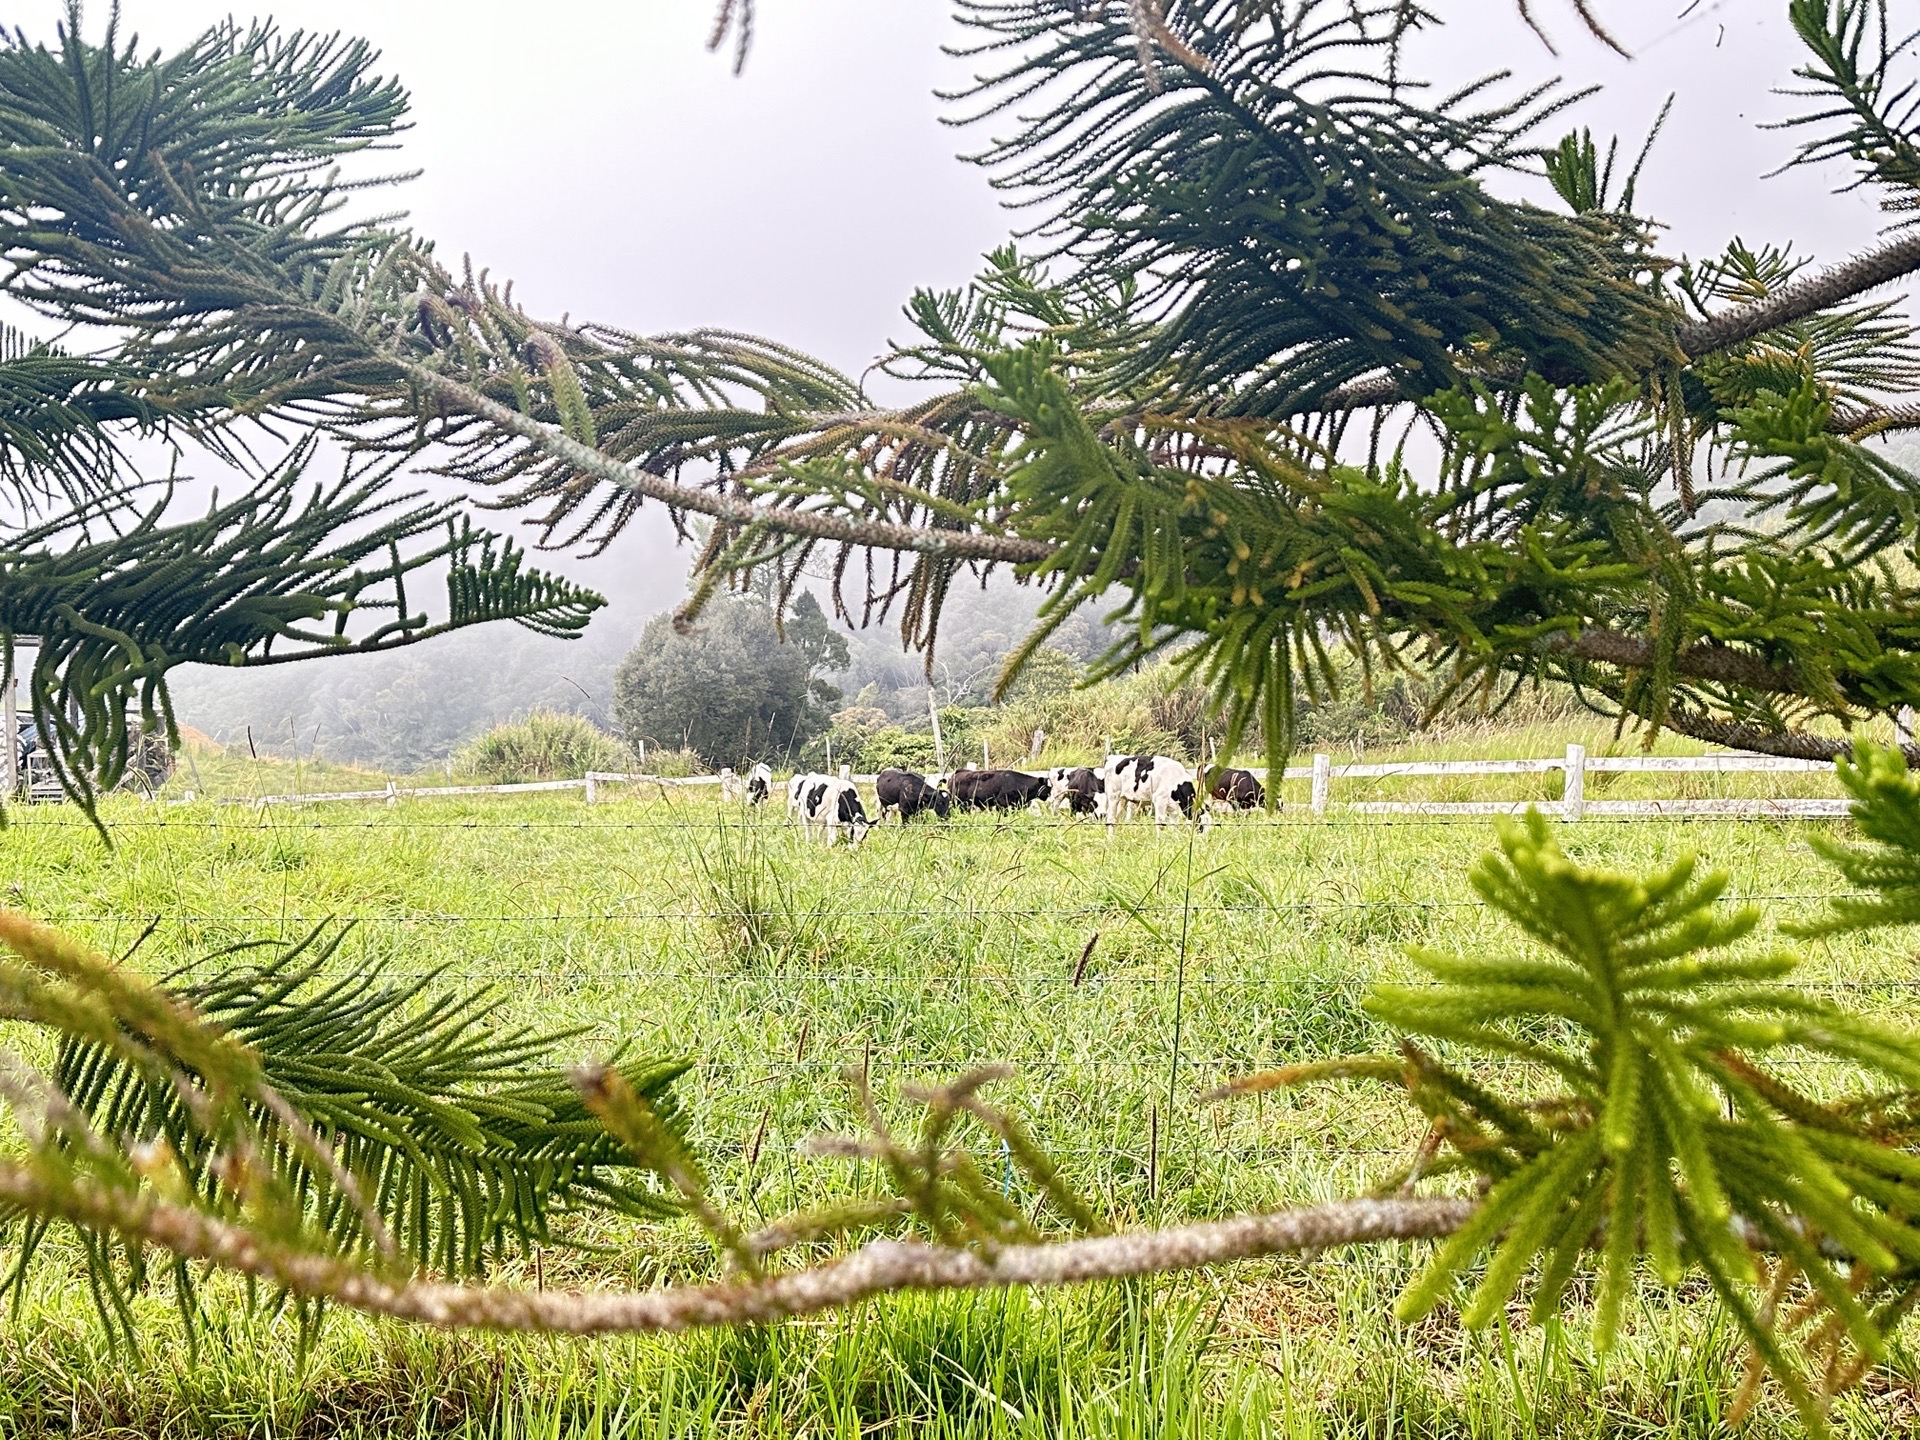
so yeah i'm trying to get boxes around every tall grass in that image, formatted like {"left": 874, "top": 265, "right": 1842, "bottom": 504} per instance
{"left": 453, "top": 710, "right": 631, "bottom": 783}
{"left": 1, "top": 775, "right": 1916, "bottom": 1434}
{"left": 686, "top": 822, "right": 837, "bottom": 968}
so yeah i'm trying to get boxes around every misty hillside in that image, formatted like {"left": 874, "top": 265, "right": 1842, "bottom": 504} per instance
{"left": 168, "top": 573, "right": 1122, "bottom": 771}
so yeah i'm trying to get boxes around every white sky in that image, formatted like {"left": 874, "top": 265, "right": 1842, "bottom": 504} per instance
{"left": 14, "top": 0, "right": 1910, "bottom": 623}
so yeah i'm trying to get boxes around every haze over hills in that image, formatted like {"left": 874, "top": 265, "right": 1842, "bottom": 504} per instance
{"left": 166, "top": 554, "right": 1121, "bottom": 772}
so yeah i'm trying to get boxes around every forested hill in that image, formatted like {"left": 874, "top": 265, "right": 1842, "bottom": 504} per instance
{"left": 167, "top": 573, "right": 1119, "bottom": 771}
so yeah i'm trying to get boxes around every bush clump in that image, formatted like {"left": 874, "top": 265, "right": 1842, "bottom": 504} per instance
{"left": 453, "top": 711, "right": 631, "bottom": 783}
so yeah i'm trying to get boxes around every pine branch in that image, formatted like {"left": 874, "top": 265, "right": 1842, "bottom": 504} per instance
{"left": 395, "top": 361, "right": 1056, "bottom": 566}
{"left": 1300, "top": 230, "right": 1920, "bottom": 418}
{"left": 1835, "top": 398, "right": 1920, "bottom": 434}
{"left": 0, "top": 1157, "right": 1474, "bottom": 1334}
{"left": 1656, "top": 710, "right": 1904, "bottom": 763}
{"left": 0, "top": 450, "right": 603, "bottom": 815}
{"left": 1556, "top": 630, "right": 1803, "bottom": 694}
{"left": 54, "top": 927, "right": 691, "bottom": 1278}
{"left": 1678, "top": 231, "right": 1920, "bottom": 361}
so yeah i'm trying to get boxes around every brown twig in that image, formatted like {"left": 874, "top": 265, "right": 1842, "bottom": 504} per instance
{"left": 0, "top": 1156, "right": 1471, "bottom": 1335}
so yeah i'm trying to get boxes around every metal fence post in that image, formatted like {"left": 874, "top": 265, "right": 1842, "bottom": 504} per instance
{"left": 1311, "top": 753, "right": 1331, "bottom": 817}
{"left": 1563, "top": 743, "right": 1586, "bottom": 822}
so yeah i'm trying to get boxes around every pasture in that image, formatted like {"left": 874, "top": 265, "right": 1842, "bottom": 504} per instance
{"left": 0, "top": 762, "right": 1915, "bottom": 1437}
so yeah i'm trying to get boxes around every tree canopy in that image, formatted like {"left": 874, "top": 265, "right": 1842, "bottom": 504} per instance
{"left": 613, "top": 592, "right": 846, "bottom": 765}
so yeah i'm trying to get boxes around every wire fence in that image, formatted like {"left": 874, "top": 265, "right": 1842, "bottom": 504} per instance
{"left": 175, "top": 745, "right": 1860, "bottom": 822}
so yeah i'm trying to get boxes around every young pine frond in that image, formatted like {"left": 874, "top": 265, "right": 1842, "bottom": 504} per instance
{"left": 0, "top": 911, "right": 690, "bottom": 1345}
{"left": 1792, "top": 738, "right": 1920, "bottom": 935}
{"left": 1227, "top": 811, "right": 1920, "bottom": 1431}
{"left": 46, "top": 924, "right": 690, "bottom": 1285}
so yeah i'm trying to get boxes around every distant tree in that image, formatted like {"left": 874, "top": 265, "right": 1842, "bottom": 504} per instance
{"left": 783, "top": 591, "right": 851, "bottom": 715}
{"left": 1002, "top": 646, "right": 1081, "bottom": 703}
{"left": 612, "top": 597, "right": 840, "bottom": 764}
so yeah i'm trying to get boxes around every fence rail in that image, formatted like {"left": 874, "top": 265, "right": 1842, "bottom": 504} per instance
{"left": 200, "top": 745, "right": 1857, "bottom": 823}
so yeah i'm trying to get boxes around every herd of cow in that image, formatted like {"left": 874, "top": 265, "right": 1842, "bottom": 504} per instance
{"left": 722, "top": 756, "right": 1266, "bottom": 845}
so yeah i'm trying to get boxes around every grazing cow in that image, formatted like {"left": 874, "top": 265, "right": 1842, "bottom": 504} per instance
{"left": 950, "top": 768, "right": 1051, "bottom": 811}
{"left": 797, "top": 774, "right": 871, "bottom": 845}
{"left": 745, "top": 763, "right": 773, "bottom": 806}
{"left": 1208, "top": 767, "right": 1265, "bottom": 812}
{"left": 1046, "top": 766, "right": 1104, "bottom": 816}
{"left": 787, "top": 771, "right": 816, "bottom": 819}
{"left": 1102, "top": 754, "right": 1204, "bottom": 828}
{"left": 875, "top": 767, "right": 950, "bottom": 822}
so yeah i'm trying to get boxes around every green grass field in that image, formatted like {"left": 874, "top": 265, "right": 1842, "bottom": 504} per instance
{"left": 0, "top": 750, "right": 1915, "bottom": 1437}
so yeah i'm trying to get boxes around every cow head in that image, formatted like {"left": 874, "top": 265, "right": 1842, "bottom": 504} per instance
{"left": 929, "top": 789, "right": 952, "bottom": 819}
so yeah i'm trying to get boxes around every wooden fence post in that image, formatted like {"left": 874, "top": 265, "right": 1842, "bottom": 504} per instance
{"left": 1899, "top": 707, "right": 1915, "bottom": 750}
{"left": 1, "top": 671, "right": 15, "bottom": 801}
{"left": 1311, "top": 753, "right": 1331, "bottom": 817}
{"left": 1563, "top": 743, "right": 1586, "bottom": 823}
{"left": 584, "top": 773, "right": 597, "bottom": 805}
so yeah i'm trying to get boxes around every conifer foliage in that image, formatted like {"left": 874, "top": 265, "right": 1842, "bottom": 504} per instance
{"left": 0, "top": 10, "right": 604, "bottom": 812}
{"left": 1218, "top": 792, "right": 1920, "bottom": 1424}
{"left": 9, "top": 2, "right": 1920, "bottom": 1427}
{"left": 11, "top": 4, "right": 1920, "bottom": 780}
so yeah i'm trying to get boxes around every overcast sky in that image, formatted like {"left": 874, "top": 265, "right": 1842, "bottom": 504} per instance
{"left": 16, "top": 0, "right": 1908, "bottom": 625}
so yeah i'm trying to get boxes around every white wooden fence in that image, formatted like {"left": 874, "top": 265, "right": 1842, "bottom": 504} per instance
{"left": 1273, "top": 744, "right": 1847, "bottom": 820}
{"left": 215, "top": 745, "right": 1852, "bottom": 821}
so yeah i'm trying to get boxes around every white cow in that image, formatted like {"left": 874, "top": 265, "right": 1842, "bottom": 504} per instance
{"left": 795, "top": 774, "right": 872, "bottom": 845}
{"left": 1102, "top": 754, "right": 1206, "bottom": 830}
{"left": 745, "top": 763, "right": 773, "bottom": 806}
{"left": 787, "top": 771, "right": 816, "bottom": 820}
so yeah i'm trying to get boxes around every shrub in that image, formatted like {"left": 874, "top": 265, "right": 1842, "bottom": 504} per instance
{"left": 638, "top": 745, "right": 706, "bottom": 778}
{"left": 453, "top": 710, "right": 630, "bottom": 783}
{"left": 860, "top": 726, "right": 941, "bottom": 773}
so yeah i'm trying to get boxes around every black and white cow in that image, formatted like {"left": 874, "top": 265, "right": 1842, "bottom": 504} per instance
{"left": 1102, "top": 754, "right": 1204, "bottom": 828}
{"left": 745, "top": 762, "right": 773, "bottom": 806}
{"left": 1208, "top": 766, "right": 1265, "bottom": 812}
{"left": 875, "top": 767, "right": 950, "bottom": 822}
{"left": 1045, "top": 766, "right": 1104, "bottom": 816}
{"left": 787, "top": 771, "right": 814, "bottom": 818}
{"left": 796, "top": 774, "right": 871, "bottom": 844}
{"left": 950, "top": 768, "right": 1051, "bottom": 811}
